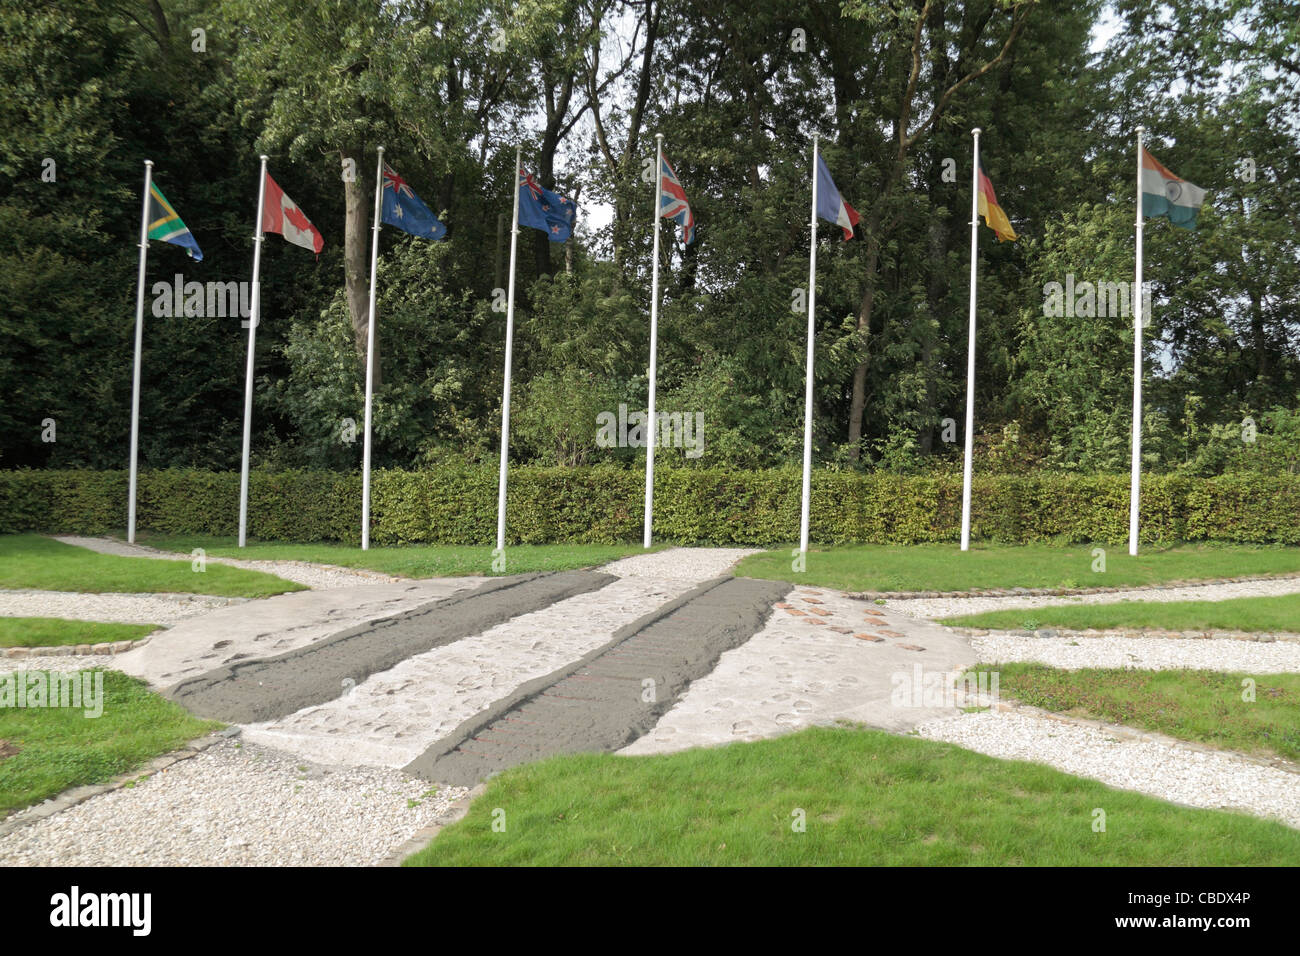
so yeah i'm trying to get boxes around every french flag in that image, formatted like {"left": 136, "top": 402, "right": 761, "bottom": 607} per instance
{"left": 815, "top": 155, "right": 859, "bottom": 240}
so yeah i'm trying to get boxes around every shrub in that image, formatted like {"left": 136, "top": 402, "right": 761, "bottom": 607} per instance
{"left": 2, "top": 468, "right": 1297, "bottom": 546}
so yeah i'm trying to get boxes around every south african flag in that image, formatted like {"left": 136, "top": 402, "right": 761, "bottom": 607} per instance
{"left": 147, "top": 181, "right": 203, "bottom": 261}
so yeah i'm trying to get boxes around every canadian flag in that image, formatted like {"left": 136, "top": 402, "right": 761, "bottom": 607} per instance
{"left": 262, "top": 171, "right": 323, "bottom": 253}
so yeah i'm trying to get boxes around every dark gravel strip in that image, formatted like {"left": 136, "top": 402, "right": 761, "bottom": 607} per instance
{"left": 405, "top": 575, "right": 790, "bottom": 786}
{"left": 166, "top": 571, "right": 617, "bottom": 723}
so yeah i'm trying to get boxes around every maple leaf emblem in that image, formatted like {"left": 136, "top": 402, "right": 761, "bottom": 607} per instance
{"left": 284, "top": 204, "right": 313, "bottom": 233}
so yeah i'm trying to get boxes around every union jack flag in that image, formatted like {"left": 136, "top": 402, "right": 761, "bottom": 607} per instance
{"left": 519, "top": 168, "right": 543, "bottom": 201}
{"left": 658, "top": 153, "right": 695, "bottom": 245}
{"left": 383, "top": 164, "right": 415, "bottom": 198}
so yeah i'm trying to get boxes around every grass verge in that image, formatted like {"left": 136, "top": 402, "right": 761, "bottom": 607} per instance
{"left": 971, "top": 663, "right": 1300, "bottom": 762}
{"left": 735, "top": 542, "right": 1300, "bottom": 593}
{"left": 138, "top": 535, "right": 653, "bottom": 578}
{"left": 403, "top": 726, "right": 1300, "bottom": 866}
{"left": 0, "top": 535, "right": 303, "bottom": 598}
{"left": 0, "top": 617, "right": 158, "bottom": 648}
{"left": 0, "top": 669, "right": 221, "bottom": 815}
{"left": 944, "top": 593, "right": 1300, "bottom": 633}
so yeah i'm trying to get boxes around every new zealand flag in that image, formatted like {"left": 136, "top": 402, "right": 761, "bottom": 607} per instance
{"left": 518, "top": 167, "right": 576, "bottom": 242}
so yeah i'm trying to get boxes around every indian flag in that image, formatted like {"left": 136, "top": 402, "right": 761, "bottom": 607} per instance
{"left": 1141, "top": 147, "right": 1207, "bottom": 230}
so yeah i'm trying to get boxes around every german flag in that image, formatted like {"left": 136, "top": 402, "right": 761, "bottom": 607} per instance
{"left": 977, "top": 163, "right": 1016, "bottom": 242}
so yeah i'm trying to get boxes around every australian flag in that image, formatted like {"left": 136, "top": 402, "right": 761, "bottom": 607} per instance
{"left": 381, "top": 163, "right": 447, "bottom": 240}
{"left": 518, "top": 167, "right": 576, "bottom": 242}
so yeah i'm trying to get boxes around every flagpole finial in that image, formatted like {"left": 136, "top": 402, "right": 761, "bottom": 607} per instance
{"left": 259, "top": 154, "right": 269, "bottom": 162}
{"left": 656, "top": 132, "right": 664, "bottom": 142}
{"left": 377, "top": 145, "right": 385, "bottom": 155}
{"left": 144, "top": 159, "right": 153, "bottom": 167}
{"left": 972, "top": 127, "right": 981, "bottom": 136}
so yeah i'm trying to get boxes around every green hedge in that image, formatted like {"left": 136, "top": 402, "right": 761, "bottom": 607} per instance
{"left": 1, "top": 468, "right": 1297, "bottom": 546}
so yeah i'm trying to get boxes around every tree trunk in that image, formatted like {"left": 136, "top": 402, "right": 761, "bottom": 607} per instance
{"left": 920, "top": 148, "right": 953, "bottom": 456}
{"left": 341, "top": 145, "right": 378, "bottom": 386}
{"left": 846, "top": 209, "right": 882, "bottom": 459}
{"left": 1249, "top": 289, "right": 1269, "bottom": 382}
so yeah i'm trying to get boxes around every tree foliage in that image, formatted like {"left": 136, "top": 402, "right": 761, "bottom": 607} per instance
{"left": 2, "top": 0, "right": 1296, "bottom": 476}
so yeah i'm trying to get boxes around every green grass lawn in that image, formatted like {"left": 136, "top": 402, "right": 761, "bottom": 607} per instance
{"left": 138, "top": 535, "right": 653, "bottom": 578}
{"left": 944, "top": 593, "right": 1300, "bottom": 633}
{"left": 0, "top": 617, "right": 159, "bottom": 648}
{"left": 735, "top": 542, "right": 1300, "bottom": 593}
{"left": 0, "top": 534, "right": 303, "bottom": 597}
{"left": 403, "top": 726, "right": 1300, "bottom": 866}
{"left": 972, "top": 664, "right": 1300, "bottom": 762}
{"left": 0, "top": 669, "right": 221, "bottom": 814}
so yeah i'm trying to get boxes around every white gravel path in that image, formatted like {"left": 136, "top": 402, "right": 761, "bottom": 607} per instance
{"left": 623, "top": 587, "right": 975, "bottom": 755}
{"left": 0, "top": 658, "right": 124, "bottom": 676}
{"left": 600, "top": 546, "right": 763, "bottom": 580}
{"left": 915, "top": 710, "right": 1300, "bottom": 830}
{"left": 0, "top": 739, "right": 467, "bottom": 866}
{"left": 18, "top": 541, "right": 1294, "bottom": 859}
{"left": 970, "top": 632, "right": 1300, "bottom": 672}
{"left": 54, "top": 535, "right": 396, "bottom": 590}
{"left": 239, "top": 548, "right": 762, "bottom": 767}
{"left": 892, "top": 575, "right": 1300, "bottom": 620}
{"left": 114, "top": 578, "right": 488, "bottom": 688}
{"left": 0, "top": 545, "right": 763, "bottom": 867}
{"left": 0, "top": 590, "right": 243, "bottom": 627}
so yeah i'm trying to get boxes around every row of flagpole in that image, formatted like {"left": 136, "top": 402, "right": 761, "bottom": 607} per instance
{"left": 497, "top": 145, "right": 523, "bottom": 552}
{"left": 126, "top": 161, "right": 154, "bottom": 544}
{"left": 645, "top": 134, "right": 665, "bottom": 549}
{"left": 799, "top": 136, "right": 820, "bottom": 558}
{"left": 803, "top": 126, "right": 1177, "bottom": 559}
{"left": 361, "top": 148, "right": 385, "bottom": 550}
{"left": 238, "top": 155, "right": 269, "bottom": 548}
{"left": 960, "top": 130, "right": 982, "bottom": 552}
{"left": 1130, "top": 127, "right": 1147, "bottom": 557}
{"left": 128, "top": 125, "right": 1181, "bottom": 555}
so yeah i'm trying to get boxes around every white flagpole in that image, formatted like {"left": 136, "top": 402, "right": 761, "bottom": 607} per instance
{"left": 643, "top": 133, "right": 664, "bottom": 549}
{"left": 799, "top": 134, "right": 819, "bottom": 557}
{"left": 496, "top": 146, "right": 522, "bottom": 552}
{"left": 361, "top": 146, "right": 385, "bottom": 550}
{"left": 1129, "top": 126, "right": 1145, "bottom": 556}
{"left": 127, "top": 159, "right": 154, "bottom": 544}
{"left": 960, "top": 128, "right": 981, "bottom": 552}
{"left": 238, "top": 154, "right": 269, "bottom": 548}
